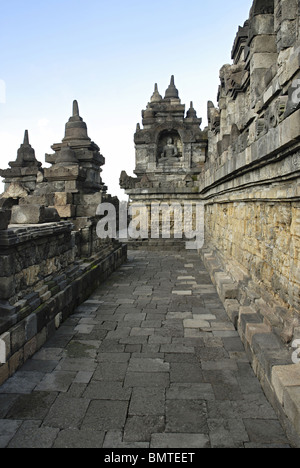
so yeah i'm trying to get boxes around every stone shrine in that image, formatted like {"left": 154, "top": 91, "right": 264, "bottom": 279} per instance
{"left": 120, "top": 76, "right": 208, "bottom": 247}
{"left": 0, "top": 130, "right": 42, "bottom": 199}
{"left": 0, "top": 100, "right": 120, "bottom": 254}
{"left": 0, "top": 101, "right": 126, "bottom": 386}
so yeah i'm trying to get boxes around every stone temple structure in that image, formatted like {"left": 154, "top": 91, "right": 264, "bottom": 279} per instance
{"left": 0, "top": 0, "right": 299, "bottom": 446}
{"left": 0, "top": 100, "right": 120, "bottom": 255}
{"left": 119, "top": 0, "right": 300, "bottom": 441}
{"left": 0, "top": 100, "right": 126, "bottom": 387}
{"left": 0, "top": 130, "right": 42, "bottom": 197}
{"left": 120, "top": 76, "right": 207, "bottom": 189}
{"left": 120, "top": 76, "right": 207, "bottom": 248}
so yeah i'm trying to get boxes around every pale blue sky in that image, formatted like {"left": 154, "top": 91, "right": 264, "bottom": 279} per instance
{"left": 0, "top": 0, "right": 253, "bottom": 199}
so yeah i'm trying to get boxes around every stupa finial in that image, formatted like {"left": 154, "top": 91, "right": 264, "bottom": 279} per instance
{"left": 186, "top": 101, "right": 198, "bottom": 119}
{"left": 73, "top": 100, "right": 79, "bottom": 117}
{"left": 63, "top": 100, "right": 90, "bottom": 142}
{"left": 23, "top": 130, "right": 29, "bottom": 146}
{"left": 150, "top": 83, "right": 162, "bottom": 103}
{"left": 164, "top": 75, "right": 179, "bottom": 99}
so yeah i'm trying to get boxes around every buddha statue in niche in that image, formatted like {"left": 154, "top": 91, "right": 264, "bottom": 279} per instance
{"left": 157, "top": 130, "right": 182, "bottom": 164}
{"left": 161, "top": 137, "right": 178, "bottom": 159}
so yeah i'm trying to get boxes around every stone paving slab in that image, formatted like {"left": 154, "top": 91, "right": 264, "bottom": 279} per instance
{"left": 0, "top": 251, "right": 293, "bottom": 448}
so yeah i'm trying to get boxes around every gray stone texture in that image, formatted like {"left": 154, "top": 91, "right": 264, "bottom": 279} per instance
{"left": 0, "top": 0, "right": 299, "bottom": 448}
{"left": 0, "top": 251, "right": 292, "bottom": 448}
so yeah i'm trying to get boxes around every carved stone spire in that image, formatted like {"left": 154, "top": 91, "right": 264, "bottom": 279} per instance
{"left": 73, "top": 99, "right": 80, "bottom": 117}
{"left": 46, "top": 100, "right": 106, "bottom": 194}
{"left": 23, "top": 130, "right": 30, "bottom": 146}
{"left": 186, "top": 101, "right": 197, "bottom": 119}
{"left": 164, "top": 75, "right": 179, "bottom": 100}
{"left": 10, "top": 130, "right": 41, "bottom": 168}
{"left": 63, "top": 100, "right": 90, "bottom": 142}
{"left": 150, "top": 83, "right": 162, "bottom": 103}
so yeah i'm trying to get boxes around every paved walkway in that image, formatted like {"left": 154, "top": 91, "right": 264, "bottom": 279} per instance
{"left": 0, "top": 251, "right": 291, "bottom": 448}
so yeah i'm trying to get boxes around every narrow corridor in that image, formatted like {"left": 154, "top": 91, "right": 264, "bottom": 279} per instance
{"left": 0, "top": 251, "right": 291, "bottom": 448}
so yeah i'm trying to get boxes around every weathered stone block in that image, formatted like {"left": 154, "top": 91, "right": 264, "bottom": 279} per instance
{"left": 55, "top": 312, "right": 62, "bottom": 329}
{"left": 272, "top": 364, "right": 300, "bottom": 404}
{"left": 245, "top": 323, "right": 271, "bottom": 344}
{"left": 0, "top": 302, "right": 17, "bottom": 317}
{"left": 44, "top": 207, "right": 60, "bottom": 222}
{"left": 224, "top": 299, "right": 240, "bottom": 327}
{"left": 283, "top": 386, "right": 300, "bottom": 435}
{"left": 36, "top": 327, "right": 47, "bottom": 350}
{"left": 64, "top": 181, "right": 80, "bottom": 192}
{"left": 11, "top": 322, "right": 26, "bottom": 355}
{"left": 0, "top": 209, "right": 11, "bottom": 230}
{"left": 249, "top": 15, "right": 275, "bottom": 39}
{"left": 281, "top": 0, "right": 298, "bottom": 20}
{"left": 281, "top": 109, "right": 300, "bottom": 145}
{"left": 284, "top": 73, "right": 300, "bottom": 117}
{"left": 80, "top": 193, "right": 103, "bottom": 205}
{"left": 250, "top": 35, "right": 277, "bottom": 53}
{"left": 44, "top": 165, "right": 82, "bottom": 182}
{"left": 9, "top": 349, "right": 24, "bottom": 374}
{"left": 281, "top": 19, "right": 297, "bottom": 48}
{"left": 219, "top": 282, "right": 239, "bottom": 302}
{"left": 0, "top": 276, "right": 15, "bottom": 300}
{"left": 54, "top": 192, "right": 73, "bottom": 206}
{"left": 55, "top": 204, "right": 76, "bottom": 218}
{"left": 19, "top": 194, "right": 54, "bottom": 206}
{"left": 0, "top": 362, "right": 9, "bottom": 385}
{"left": 23, "top": 336, "right": 37, "bottom": 361}
{"left": 11, "top": 205, "right": 45, "bottom": 224}
{"left": 75, "top": 204, "right": 99, "bottom": 217}
{"left": 250, "top": 52, "right": 278, "bottom": 71}
{"left": 25, "top": 314, "right": 37, "bottom": 341}
{"left": 279, "top": 48, "right": 300, "bottom": 86}
{"left": 251, "top": 332, "right": 283, "bottom": 358}
{"left": 0, "top": 332, "right": 10, "bottom": 364}
{"left": 238, "top": 307, "right": 262, "bottom": 335}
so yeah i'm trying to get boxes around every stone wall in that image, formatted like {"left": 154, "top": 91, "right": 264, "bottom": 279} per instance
{"left": 204, "top": 196, "right": 299, "bottom": 324}
{"left": 121, "top": 197, "right": 202, "bottom": 251}
{"left": 0, "top": 221, "right": 126, "bottom": 385}
{"left": 0, "top": 100, "right": 128, "bottom": 385}
{"left": 201, "top": 0, "right": 300, "bottom": 338}
{"left": 200, "top": 0, "right": 300, "bottom": 441}
{"left": 0, "top": 222, "right": 76, "bottom": 304}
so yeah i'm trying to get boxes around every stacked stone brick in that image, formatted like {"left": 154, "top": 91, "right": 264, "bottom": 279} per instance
{"left": 120, "top": 0, "right": 300, "bottom": 440}
{"left": 0, "top": 0, "right": 299, "bottom": 444}
{"left": 201, "top": 0, "right": 300, "bottom": 441}
{"left": 0, "top": 101, "right": 127, "bottom": 383}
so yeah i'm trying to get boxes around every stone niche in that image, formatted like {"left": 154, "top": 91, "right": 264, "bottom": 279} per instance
{"left": 157, "top": 129, "right": 183, "bottom": 164}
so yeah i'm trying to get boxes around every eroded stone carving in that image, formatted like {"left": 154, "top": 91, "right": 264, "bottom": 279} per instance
{"left": 121, "top": 76, "right": 207, "bottom": 193}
